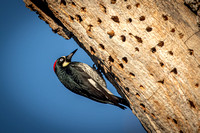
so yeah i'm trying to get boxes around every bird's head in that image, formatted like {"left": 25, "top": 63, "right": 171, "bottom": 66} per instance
{"left": 53, "top": 49, "right": 78, "bottom": 73}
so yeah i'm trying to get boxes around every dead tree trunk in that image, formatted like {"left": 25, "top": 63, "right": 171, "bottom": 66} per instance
{"left": 24, "top": 0, "right": 200, "bottom": 132}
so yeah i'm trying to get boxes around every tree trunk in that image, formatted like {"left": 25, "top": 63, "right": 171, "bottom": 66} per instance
{"left": 23, "top": 0, "right": 200, "bottom": 132}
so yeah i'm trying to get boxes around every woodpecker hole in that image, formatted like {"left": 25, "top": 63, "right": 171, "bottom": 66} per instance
{"left": 127, "top": 18, "right": 132, "bottom": 23}
{"left": 162, "top": 14, "right": 168, "bottom": 21}
{"left": 60, "top": 0, "right": 66, "bottom": 5}
{"left": 151, "top": 113, "right": 156, "bottom": 119}
{"left": 168, "top": 51, "right": 173, "bottom": 55}
{"left": 134, "top": 36, "right": 143, "bottom": 43}
{"left": 88, "top": 24, "right": 93, "bottom": 32}
{"left": 157, "top": 41, "right": 164, "bottom": 47}
{"left": 135, "top": 47, "right": 139, "bottom": 51}
{"left": 121, "top": 35, "right": 126, "bottom": 42}
{"left": 71, "top": 2, "right": 76, "bottom": 7}
{"left": 140, "top": 103, "right": 146, "bottom": 111}
{"left": 195, "top": 83, "right": 199, "bottom": 87}
{"left": 124, "top": 0, "right": 127, "bottom": 2}
{"left": 97, "top": 18, "right": 102, "bottom": 24}
{"left": 75, "top": 14, "right": 83, "bottom": 22}
{"left": 140, "top": 85, "right": 145, "bottom": 90}
{"left": 160, "top": 62, "right": 164, "bottom": 67}
{"left": 99, "top": 44, "right": 105, "bottom": 49}
{"left": 119, "top": 63, "right": 124, "bottom": 69}
{"left": 136, "top": 93, "right": 140, "bottom": 98}
{"left": 125, "top": 87, "right": 129, "bottom": 92}
{"left": 188, "top": 49, "right": 194, "bottom": 55}
{"left": 107, "top": 30, "right": 115, "bottom": 38}
{"left": 179, "top": 130, "right": 183, "bottom": 133}
{"left": 171, "top": 28, "right": 175, "bottom": 33}
{"left": 90, "top": 46, "right": 95, "bottom": 54}
{"left": 100, "top": 4, "right": 106, "bottom": 13}
{"left": 122, "top": 57, "right": 128, "bottom": 63}
{"left": 139, "top": 16, "right": 145, "bottom": 21}
{"left": 129, "top": 72, "right": 135, "bottom": 78}
{"left": 146, "top": 26, "right": 152, "bottom": 32}
{"left": 81, "top": 7, "right": 86, "bottom": 12}
{"left": 172, "top": 119, "right": 177, "bottom": 124}
{"left": 171, "top": 68, "right": 178, "bottom": 74}
{"left": 151, "top": 47, "right": 156, "bottom": 53}
{"left": 111, "top": 0, "right": 117, "bottom": 4}
{"left": 179, "top": 33, "right": 184, "bottom": 39}
{"left": 135, "top": 3, "right": 140, "bottom": 7}
{"left": 158, "top": 79, "right": 164, "bottom": 84}
{"left": 108, "top": 56, "right": 114, "bottom": 62}
{"left": 111, "top": 16, "right": 120, "bottom": 23}
{"left": 188, "top": 100, "right": 196, "bottom": 108}
{"left": 69, "top": 15, "right": 74, "bottom": 21}
{"left": 127, "top": 5, "right": 132, "bottom": 9}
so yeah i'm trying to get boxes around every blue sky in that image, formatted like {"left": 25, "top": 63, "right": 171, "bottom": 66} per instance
{"left": 0, "top": 1, "right": 145, "bottom": 133}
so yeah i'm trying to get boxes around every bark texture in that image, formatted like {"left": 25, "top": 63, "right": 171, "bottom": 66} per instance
{"left": 24, "top": 0, "right": 200, "bottom": 132}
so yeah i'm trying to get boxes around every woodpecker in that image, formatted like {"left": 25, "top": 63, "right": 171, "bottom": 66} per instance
{"left": 53, "top": 49, "right": 130, "bottom": 109}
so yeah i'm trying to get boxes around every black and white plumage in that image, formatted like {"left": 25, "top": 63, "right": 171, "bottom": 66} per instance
{"left": 53, "top": 49, "right": 130, "bottom": 109}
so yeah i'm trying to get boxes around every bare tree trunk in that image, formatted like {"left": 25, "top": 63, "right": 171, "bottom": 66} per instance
{"left": 23, "top": 0, "right": 200, "bottom": 132}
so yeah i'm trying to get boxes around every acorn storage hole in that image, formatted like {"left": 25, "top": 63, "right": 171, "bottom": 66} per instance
{"left": 135, "top": 3, "right": 140, "bottom": 7}
{"left": 126, "top": 5, "right": 132, "bottom": 9}
{"left": 168, "top": 51, "right": 173, "bottom": 55}
{"left": 129, "top": 72, "right": 135, "bottom": 78}
{"left": 139, "top": 16, "right": 145, "bottom": 21}
{"left": 107, "top": 30, "right": 115, "bottom": 38}
{"left": 119, "top": 63, "right": 124, "bottom": 69}
{"left": 111, "top": 0, "right": 117, "bottom": 4}
{"left": 99, "top": 44, "right": 105, "bottom": 50}
{"left": 97, "top": 18, "right": 102, "bottom": 24}
{"left": 188, "top": 49, "right": 194, "bottom": 55}
{"left": 136, "top": 93, "right": 140, "bottom": 98}
{"left": 121, "top": 35, "right": 126, "bottom": 42}
{"left": 157, "top": 41, "right": 164, "bottom": 47}
{"left": 188, "top": 100, "right": 196, "bottom": 108}
{"left": 60, "top": 0, "right": 66, "bottom": 5}
{"left": 108, "top": 56, "right": 114, "bottom": 62}
{"left": 81, "top": 7, "right": 86, "bottom": 12}
{"left": 151, "top": 47, "right": 156, "bottom": 53}
{"left": 75, "top": 14, "right": 83, "bottom": 22}
{"left": 162, "top": 14, "right": 168, "bottom": 21}
{"left": 111, "top": 16, "right": 120, "bottom": 23}
{"left": 146, "top": 26, "right": 152, "bottom": 32}
{"left": 134, "top": 36, "right": 143, "bottom": 43}
{"left": 127, "top": 18, "right": 132, "bottom": 23}
{"left": 122, "top": 57, "right": 128, "bottom": 63}
{"left": 170, "top": 68, "right": 177, "bottom": 74}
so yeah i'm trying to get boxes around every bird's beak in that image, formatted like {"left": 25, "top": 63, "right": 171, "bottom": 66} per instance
{"left": 66, "top": 49, "right": 78, "bottom": 62}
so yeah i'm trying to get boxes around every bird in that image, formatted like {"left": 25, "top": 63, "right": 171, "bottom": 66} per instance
{"left": 53, "top": 49, "right": 130, "bottom": 109}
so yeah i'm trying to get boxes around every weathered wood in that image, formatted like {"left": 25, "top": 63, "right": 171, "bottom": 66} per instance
{"left": 24, "top": 0, "right": 200, "bottom": 132}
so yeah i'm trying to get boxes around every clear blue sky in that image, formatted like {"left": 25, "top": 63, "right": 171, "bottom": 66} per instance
{"left": 0, "top": 1, "right": 145, "bottom": 133}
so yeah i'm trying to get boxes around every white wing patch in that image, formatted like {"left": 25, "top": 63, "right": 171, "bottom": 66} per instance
{"left": 88, "top": 78, "right": 101, "bottom": 91}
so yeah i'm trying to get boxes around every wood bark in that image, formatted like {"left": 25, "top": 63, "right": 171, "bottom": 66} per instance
{"left": 23, "top": 0, "right": 200, "bottom": 132}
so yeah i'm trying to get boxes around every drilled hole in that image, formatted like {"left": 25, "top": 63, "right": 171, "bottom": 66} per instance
{"left": 60, "top": 0, "right": 66, "bottom": 5}
{"left": 100, "top": 4, "right": 106, "bottom": 13}
{"left": 129, "top": 72, "right": 135, "bottom": 78}
{"left": 179, "top": 130, "right": 183, "bottom": 133}
{"left": 75, "top": 14, "right": 83, "bottom": 22}
{"left": 168, "top": 51, "right": 173, "bottom": 55}
{"left": 171, "top": 28, "right": 175, "bottom": 33}
{"left": 122, "top": 57, "right": 128, "bottom": 63}
{"left": 125, "top": 87, "right": 129, "bottom": 92}
{"left": 119, "top": 63, "right": 124, "bottom": 69}
{"left": 81, "top": 7, "right": 86, "bottom": 12}
{"left": 121, "top": 35, "right": 126, "bottom": 42}
{"left": 140, "top": 85, "right": 145, "bottom": 90}
{"left": 160, "top": 62, "right": 164, "bottom": 67}
{"left": 108, "top": 56, "right": 114, "bottom": 62}
{"left": 127, "top": 18, "right": 132, "bottom": 23}
{"left": 135, "top": 47, "right": 139, "bottom": 51}
{"left": 157, "top": 41, "right": 164, "bottom": 47}
{"left": 179, "top": 33, "right": 184, "bottom": 39}
{"left": 195, "top": 83, "right": 199, "bottom": 87}
{"left": 139, "top": 16, "right": 145, "bottom": 21}
{"left": 146, "top": 26, "right": 152, "bottom": 32}
{"left": 69, "top": 15, "right": 74, "bottom": 21}
{"left": 188, "top": 49, "right": 194, "bottom": 55}
{"left": 151, "top": 47, "right": 156, "bottom": 53}
{"left": 99, "top": 44, "right": 105, "bottom": 49}
{"left": 158, "top": 79, "right": 164, "bottom": 84}
{"left": 173, "top": 119, "right": 177, "bottom": 124}
{"left": 71, "top": 2, "right": 76, "bottom": 7}
{"left": 151, "top": 113, "right": 156, "bottom": 119}
{"left": 111, "top": 0, "right": 117, "bottom": 4}
{"left": 188, "top": 100, "right": 196, "bottom": 108}
{"left": 136, "top": 93, "right": 140, "bottom": 98}
{"left": 90, "top": 46, "right": 95, "bottom": 54}
{"left": 88, "top": 24, "right": 93, "bottom": 32}
{"left": 107, "top": 30, "right": 115, "bottom": 38}
{"left": 140, "top": 103, "right": 146, "bottom": 110}
{"left": 97, "top": 18, "right": 102, "bottom": 24}
{"left": 162, "top": 14, "right": 168, "bottom": 21}
{"left": 111, "top": 16, "right": 120, "bottom": 23}
{"left": 135, "top": 3, "right": 140, "bottom": 7}
{"left": 127, "top": 5, "right": 131, "bottom": 9}
{"left": 124, "top": 0, "right": 127, "bottom": 1}
{"left": 134, "top": 36, "right": 143, "bottom": 43}
{"left": 170, "top": 68, "right": 178, "bottom": 74}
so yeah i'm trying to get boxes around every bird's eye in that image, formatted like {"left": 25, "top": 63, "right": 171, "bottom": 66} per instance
{"left": 59, "top": 57, "right": 65, "bottom": 62}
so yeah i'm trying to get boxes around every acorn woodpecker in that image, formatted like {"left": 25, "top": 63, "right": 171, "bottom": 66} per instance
{"left": 53, "top": 49, "right": 130, "bottom": 109}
